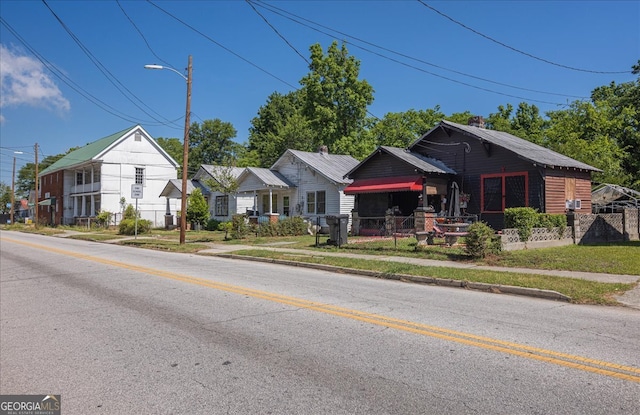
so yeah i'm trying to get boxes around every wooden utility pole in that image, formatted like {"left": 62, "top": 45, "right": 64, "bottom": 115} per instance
{"left": 34, "top": 143, "right": 39, "bottom": 228}
{"left": 179, "top": 55, "right": 192, "bottom": 245}
{"left": 10, "top": 156, "right": 16, "bottom": 224}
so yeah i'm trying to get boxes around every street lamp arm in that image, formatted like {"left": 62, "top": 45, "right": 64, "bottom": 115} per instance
{"left": 144, "top": 64, "right": 188, "bottom": 81}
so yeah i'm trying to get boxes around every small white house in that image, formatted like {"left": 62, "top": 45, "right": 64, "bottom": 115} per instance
{"left": 38, "top": 125, "right": 179, "bottom": 227}
{"left": 159, "top": 147, "right": 360, "bottom": 227}
{"left": 269, "top": 147, "right": 360, "bottom": 227}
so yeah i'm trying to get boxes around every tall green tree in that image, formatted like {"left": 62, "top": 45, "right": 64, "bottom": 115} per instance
{"left": 188, "top": 119, "right": 243, "bottom": 174}
{"left": 156, "top": 137, "right": 184, "bottom": 167}
{"left": 247, "top": 91, "right": 313, "bottom": 167}
{"left": 589, "top": 76, "right": 640, "bottom": 187}
{"left": 0, "top": 182, "right": 11, "bottom": 214}
{"left": 545, "top": 100, "right": 631, "bottom": 185}
{"left": 486, "top": 103, "right": 546, "bottom": 144}
{"left": 366, "top": 107, "right": 445, "bottom": 149}
{"left": 16, "top": 151, "right": 72, "bottom": 198}
{"left": 299, "top": 41, "right": 374, "bottom": 155}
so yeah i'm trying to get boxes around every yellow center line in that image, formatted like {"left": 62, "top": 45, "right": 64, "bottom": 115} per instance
{"left": 4, "top": 236, "right": 639, "bottom": 383}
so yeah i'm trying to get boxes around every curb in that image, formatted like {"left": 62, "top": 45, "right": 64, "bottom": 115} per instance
{"left": 209, "top": 253, "right": 572, "bottom": 303}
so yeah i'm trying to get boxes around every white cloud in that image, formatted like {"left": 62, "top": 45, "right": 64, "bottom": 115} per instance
{"left": 0, "top": 44, "right": 70, "bottom": 113}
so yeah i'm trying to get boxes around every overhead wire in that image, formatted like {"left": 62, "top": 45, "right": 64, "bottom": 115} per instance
{"left": 41, "top": 0, "right": 183, "bottom": 129}
{"left": 0, "top": 17, "right": 148, "bottom": 125}
{"left": 416, "top": 0, "right": 630, "bottom": 75}
{"left": 249, "top": 0, "right": 583, "bottom": 104}
{"left": 146, "top": 0, "right": 299, "bottom": 90}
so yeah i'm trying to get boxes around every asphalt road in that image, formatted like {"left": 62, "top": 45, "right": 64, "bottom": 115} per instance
{"left": 1, "top": 231, "right": 639, "bottom": 414}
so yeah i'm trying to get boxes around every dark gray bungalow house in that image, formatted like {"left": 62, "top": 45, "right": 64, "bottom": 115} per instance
{"left": 345, "top": 117, "right": 600, "bottom": 230}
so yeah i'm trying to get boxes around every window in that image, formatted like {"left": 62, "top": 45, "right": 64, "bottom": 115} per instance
{"left": 135, "top": 167, "right": 145, "bottom": 185}
{"left": 316, "top": 191, "right": 326, "bottom": 214}
{"left": 283, "top": 196, "right": 290, "bottom": 216}
{"left": 306, "top": 191, "right": 326, "bottom": 214}
{"left": 262, "top": 194, "right": 278, "bottom": 214}
{"left": 93, "top": 169, "right": 100, "bottom": 184}
{"left": 215, "top": 195, "right": 229, "bottom": 216}
{"left": 76, "top": 171, "right": 83, "bottom": 185}
{"left": 481, "top": 172, "right": 528, "bottom": 212}
{"left": 306, "top": 192, "right": 316, "bottom": 214}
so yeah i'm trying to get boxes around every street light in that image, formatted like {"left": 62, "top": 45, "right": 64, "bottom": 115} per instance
{"left": 10, "top": 151, "right": 24, "bottom": 225}
{"left": 145, "top": 56, "right": 192, "bottom": 244}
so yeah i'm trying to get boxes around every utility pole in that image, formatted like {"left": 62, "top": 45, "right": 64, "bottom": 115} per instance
{"left": 10, "top": 156, "right": 16, "bottom": 224}
{"left": 34, "top": 143, "right": 39, "bottom": 228}
{"left": 179, "top": 55, "right": 192, "bottom": 245}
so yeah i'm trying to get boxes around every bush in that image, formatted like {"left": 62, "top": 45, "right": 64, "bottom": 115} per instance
{"left": 123, "top": 204, "right": 138, "bottom": 220}
{"left": 206, "top": 218, "right": 222, "bottom": 231}
{"left": 504, "top": 207, "right": 539, "bottom": 242}
{"left": 218, "top": 221, "right": 233, "bottom": 240}
{"left": 231, "top": 214, "right": 250, "bottom": 239}
{"left": 186, "top": 188, "right": 210, "bottom": 228}
{"left": 465, "top": 221, "right": 501, "bottom": 258}
{"left": 94, "top": 210, "right": 113, "bottom": 228}
{"left": 278, "top": 216, "right": 307, "bottom": 236}
{"left": 118, "top": 218, "right": 152, "bottom": 235}
{"left": 258, "top": 221, "right": 279, "bottom": 237}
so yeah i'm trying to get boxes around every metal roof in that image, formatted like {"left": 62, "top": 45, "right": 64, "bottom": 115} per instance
{"left": 273, "top": 149, "right": 360, "bottom": 185}
{"left": 40, "top": 126, "right": 135, "bottom": 175}
{"left": 159, "top": 179, "right": 209, "bottom": 198}
{"left": 345, "top": 145, "right": 456, "bottom": 178}
{"left": 414, "top": 120, "right": 600, "bottom": 172}
{"left": 238, "top": 167, "right": 296, "bottom": 189}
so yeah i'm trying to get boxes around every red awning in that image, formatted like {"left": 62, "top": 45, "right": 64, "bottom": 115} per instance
{"left": 344, "top": 176, "right": 423, "bottom": 194}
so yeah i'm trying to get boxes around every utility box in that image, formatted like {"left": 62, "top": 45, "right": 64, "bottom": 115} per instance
{"left": 326, "top": 214, "right": 349, "bottom": 246}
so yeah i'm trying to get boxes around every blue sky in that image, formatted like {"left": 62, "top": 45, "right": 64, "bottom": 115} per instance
{"left": 1, "top": 0, "right": 638, "bottom": 185}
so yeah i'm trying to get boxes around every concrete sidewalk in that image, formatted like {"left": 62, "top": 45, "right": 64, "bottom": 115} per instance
{"left": 198, "top": 243, "right": 640, "bottom": 309}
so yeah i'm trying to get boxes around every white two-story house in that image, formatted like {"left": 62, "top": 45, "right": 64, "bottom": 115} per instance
{"left": 38, "top": 125, "right": 179, "bottom": 227}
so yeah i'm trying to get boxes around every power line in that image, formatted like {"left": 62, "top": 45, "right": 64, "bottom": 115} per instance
{"left": 245, "top": 0, "right": 309, "bottom": 65}
{"left": 116, "top": 0, "right": 172, "bottom": 68}
{"left": 249, "top": 1, "right": 567, "bottom": 106}
{"left": 146, "top": 0, "right": 299, "bottom": 90}
{"left": 0, "top": 17, "right": 180, "bottom": 128}
{"left": 41, "top": 0, "right": 183, "bottom": 129}
{"left": 251, "top": 0, "right": 586, "bottom": 102}
{"left": 417, "top": 0, "right": 630, "bottom": 75}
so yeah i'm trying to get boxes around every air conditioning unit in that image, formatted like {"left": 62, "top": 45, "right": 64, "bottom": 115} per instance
{"left": 565, "top": 199, "right": 582, "bottom": 210}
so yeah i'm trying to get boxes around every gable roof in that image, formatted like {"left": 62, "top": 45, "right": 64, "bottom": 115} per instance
{"left": 344, "top": 145, "right": 456, "bottom": 178}
{"left": 237, "top": 167, "right": 296, "bottom": 190}
{"left": 159, "top": 179, "right": 209, "bottom": 198}
{"left": 413, "top": 120, "right": 600, "bottom": 172}
{"left": 273, "top": 149, "right": 360, "bottom": 185}
{"left": 39, "top": 125, "right": 178, "bottom": 176}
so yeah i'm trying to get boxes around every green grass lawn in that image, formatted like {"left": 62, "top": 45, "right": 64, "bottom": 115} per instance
{"left": 3, "top": 225, "right": 637, "bottom": 305}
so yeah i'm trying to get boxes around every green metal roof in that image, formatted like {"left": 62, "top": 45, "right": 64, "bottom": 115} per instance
{"left": 39, "top": 126, "right": 136, "bottom": 175}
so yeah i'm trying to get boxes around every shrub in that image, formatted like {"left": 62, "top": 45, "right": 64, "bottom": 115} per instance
{"left": 206, "top": 218, "right": 222, "bottom": 231}
{"left": 217, "top": 221, "right": 233, "bottom": 240}
{"left": 186, "top": 188, "right": 210, "bottom": 228}
{"left": 118, "top": 218, "right": 152, "bottom": 235}
{"left": 465, "top": 221, "right": 501, "bottom": 258}
{"left": 278, "top": 216, "right": 307, "bottom": 236}
{"left": 231, "top": 214, "right": 250, "bottom": 239}
{"left": 94, "top": 210, "right": 113, "bottom": 228}
{"left": 504, "top": 207, "right": 539, "bottom": 241}
{"left": 123, "top": 204, "right": 138, "bottom": 220}
{"left": 258, "top": 221, "right": 279, "bottom": 237}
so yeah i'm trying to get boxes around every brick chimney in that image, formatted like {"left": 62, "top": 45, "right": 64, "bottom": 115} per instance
{"left": 318, "top": 145, "right": 329, "bottom": 155}
{"left": 468, "top": 116, "right": 485, "bottom": 129}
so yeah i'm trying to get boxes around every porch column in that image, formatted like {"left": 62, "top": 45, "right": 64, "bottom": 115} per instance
{"left": 90, "top": 195, "right": 96, "bottom": 216}
{"left": 268, "top": 188, "right": 273, "bottom": 214}
{"left": 81, "top": 196, "right": 86, "bottom": 216}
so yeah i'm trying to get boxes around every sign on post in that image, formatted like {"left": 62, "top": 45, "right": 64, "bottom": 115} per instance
{"left": 131, "top": 184, "right": 143, "bottom": 199}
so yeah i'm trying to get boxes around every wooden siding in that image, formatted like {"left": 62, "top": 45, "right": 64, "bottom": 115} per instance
{"left": 413, "top": 128, "right": 547, "bottom": 229}
{"left": 38, "top": 171, "right": 65, "bottom": 225}
{"left": 544, "top": 169, "right": 592, "bottom": 213}
{"left": 349, "top": 152, "right": 419, "bottom": 180}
